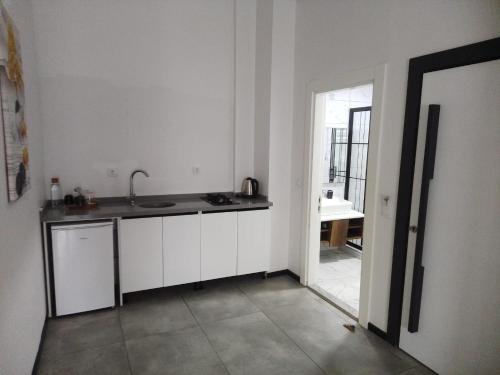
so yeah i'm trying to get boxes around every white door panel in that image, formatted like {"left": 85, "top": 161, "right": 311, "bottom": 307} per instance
{"left": 237, "top": 210, "right": 270, "bottom": 275}
{"left": 120, "top": 217, "right": 163, "bottom": 293}
{"left": 400, "top": 60, "right": 500, "bottom": 374}
{"left": 201, "top": 212, "right": 237, "bottom": 280}
{"left": 163, "top": 214, "right": 201, "bottom": 286}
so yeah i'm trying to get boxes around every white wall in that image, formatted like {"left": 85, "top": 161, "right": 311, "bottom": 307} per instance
{"left": 0, "top": 1, "right": 46, "bottom": 374}
{"left": 32, "top": 0, "right": 235, "bottom": 197}
{"left": 253, "top": 0, "right": 273, "bottom": 196}
{"left": 290, "top": 0, "right": 500, "bottom": 330}
{"left": 234, "top": 0, "right": 256, "bottom": 190}
{"left": 268, "top": 0, "right": 296, "bottom": 271}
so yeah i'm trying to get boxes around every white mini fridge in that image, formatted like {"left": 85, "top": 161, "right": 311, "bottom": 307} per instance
{"left": 51, "top": 222, "right": 115, "bottom": 316}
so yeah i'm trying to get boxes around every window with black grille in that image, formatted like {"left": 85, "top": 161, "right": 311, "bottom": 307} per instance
{"left": 328, "top": 106, "right": 371, "bottom": 249}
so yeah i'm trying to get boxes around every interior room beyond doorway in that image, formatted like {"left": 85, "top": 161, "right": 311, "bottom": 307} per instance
{"left": 316, "top": 83, "right": 373, "bottom": 317}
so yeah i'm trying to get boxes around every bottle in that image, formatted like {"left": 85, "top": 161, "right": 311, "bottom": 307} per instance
{"left": 50, "top": 177, "right": 62, "bottom": 207}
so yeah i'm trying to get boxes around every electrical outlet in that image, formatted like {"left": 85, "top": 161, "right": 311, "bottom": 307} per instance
{"left": 106, "top": 168, "right": 118, "bottom": 177}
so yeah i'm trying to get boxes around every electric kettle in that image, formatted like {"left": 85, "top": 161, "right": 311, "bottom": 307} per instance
{"left": 241, "top": 177, "right": 259, "bottom": 197}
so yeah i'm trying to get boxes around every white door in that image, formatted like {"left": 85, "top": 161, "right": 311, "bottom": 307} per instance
{"left": 201, "top": 212, "right": 237, "bottom": 280}
{"left": 120, "top": 217, "right": 163, "bottom": 293}
{"left": 400, "top": 60, "right": 500, "bottom": 374}
{"left": 163, "top": 214, "right": 201, "bottom": 286}
{"left": 52, "top": 222, "right": 114, "bottom": 316}
{"left": 237, "top": 209, "right": 270, "bottom": 275}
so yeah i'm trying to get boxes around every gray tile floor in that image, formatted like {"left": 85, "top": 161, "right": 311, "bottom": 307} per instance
{"left": 316, "top": 246, "right": 362, "bottom": 316}
{"left": 37, "top": 275, "right": 433, "bottom": 375}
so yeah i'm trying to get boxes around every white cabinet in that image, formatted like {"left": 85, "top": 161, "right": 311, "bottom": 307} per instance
{"left": 120, "top": 217, "right": 163, "bottom": 293}
{"left": 163, "top": 214, "right": 201, "bottom": 286}
{"left": 201, "top": 211, "right": 238, "bottom": 280}
{"left": 237, "top": 209, "right": 271, "bottom": 275}
{"left": 119, "top": 208, "right": 270, "bottom": 294}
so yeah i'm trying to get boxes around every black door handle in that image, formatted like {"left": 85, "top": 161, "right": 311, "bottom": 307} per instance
{"left": 408, "top": 104, "right": 441, "bottom": 333}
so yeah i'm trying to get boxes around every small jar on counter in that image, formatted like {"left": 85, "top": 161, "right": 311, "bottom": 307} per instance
{"left": 50, "top": 177, "right": 62, "bottom": 207}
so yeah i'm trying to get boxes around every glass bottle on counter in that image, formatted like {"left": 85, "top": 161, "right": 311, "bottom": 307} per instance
{"left": 50, "top": 177, "right": 62, "bottom": 207}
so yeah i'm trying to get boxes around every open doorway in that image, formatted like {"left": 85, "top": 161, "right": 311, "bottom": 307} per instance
{"left": 302, "top": 65, "right": 385, "bottom": 327}
{"left": 313, "top": 84, "right": 372, "bottom": 318}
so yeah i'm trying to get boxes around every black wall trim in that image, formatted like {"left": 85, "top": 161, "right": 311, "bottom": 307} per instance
{"left": 387, "top": 37, "right": 500, "bottom": 345}
{"left": 40, "top": 222, "right": 49, "bottom": 317}
{"left": 31, "top": 319, "right": 47, "bottom": 375}
{"left": 267, "top": 269, "right": 300, "bottom": 282}
{"left": 368, "top": 323, "right": 389, "bottom": 341}
{"left": 45, "top": 223, "right": 56, "bottom": 316}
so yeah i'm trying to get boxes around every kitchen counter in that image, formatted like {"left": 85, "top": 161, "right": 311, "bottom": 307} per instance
{"left": 40, "top": 193, "right": 272, "bottom": 223}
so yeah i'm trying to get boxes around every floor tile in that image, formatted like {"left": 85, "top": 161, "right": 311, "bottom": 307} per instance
{"left": 318, "top": 247, "right": 361, "bottom": 313}
{"left": 41, "top": 309, "right": 123, "bottom": 361}
{"left": 203, "top": 312, "right": 324, "bottom": 375}
{"left": 237, "top": 275, "right": 320, "bottom": 310}
{"left": 38, "top": 342, "right": 130, "bottom": 375}
{"left": 126, "top": 326, "right": 227, "bottom": 375}
{"left": 119, "top": 289, "right": 197, "bottom": 340}
{"left": 183, "top": 282, "right": 260, "bottom": 323}
{"left": 39, "top": 276, "right": 424, "bottom": 375}
{"left": 265, "top": 299, "right": 416, "bottom": 375}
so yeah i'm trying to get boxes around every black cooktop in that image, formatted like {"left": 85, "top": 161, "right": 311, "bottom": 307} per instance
{"left": 201, "top": 193, "right": 240, "bottom": 206}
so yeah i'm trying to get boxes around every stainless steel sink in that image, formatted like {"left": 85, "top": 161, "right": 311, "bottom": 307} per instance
{"left": 138, "top": 202, "right": 176, "bottom": 208}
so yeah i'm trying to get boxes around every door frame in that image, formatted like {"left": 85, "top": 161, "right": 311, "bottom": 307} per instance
{"left": 387, "top": 37, "right": 500, "bottom": 345}
{"left": 301, "top": 64, "right": 386, "bottom": 327}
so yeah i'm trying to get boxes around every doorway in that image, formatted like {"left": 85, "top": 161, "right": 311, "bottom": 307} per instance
{"left": 315, "top": 85, "right": 372, "bottom": 317}
{"left": 302, "top": 65, "right": 386, "bottom": 327}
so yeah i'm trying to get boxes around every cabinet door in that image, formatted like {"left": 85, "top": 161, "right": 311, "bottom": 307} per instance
{"left": 201, "top": 212, "right": 237, "bottom": 280}
{"left": 237, "top": 209, "right": 271, "bottom": 275}
{"left": 120, "top": 217, "right": 163, "bottom": 293}
{"left": 163, "top": 214, "right": 201, "bottom": 286}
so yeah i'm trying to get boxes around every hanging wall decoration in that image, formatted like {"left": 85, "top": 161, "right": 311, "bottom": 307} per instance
{"left": 0, "top": 1, "right": 29, "bottom": 201}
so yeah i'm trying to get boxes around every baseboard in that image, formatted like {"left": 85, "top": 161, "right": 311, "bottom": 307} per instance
{"left": 267, "top": 269, "right": 300, "bottom": 282}
{"left": 368, "top": 322, "right": 390, "bottom": 342}
{"left": 31, "top": 318, "right": 47, "bottom": 375}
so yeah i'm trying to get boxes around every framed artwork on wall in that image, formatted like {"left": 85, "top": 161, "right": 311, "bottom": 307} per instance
{"left": 0, "top": 1, "right": 30, "bottom": 202}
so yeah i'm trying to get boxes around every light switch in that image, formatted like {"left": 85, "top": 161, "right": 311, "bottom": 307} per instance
{"left": 381, "top": 194, "right": 393, "bottom": 218}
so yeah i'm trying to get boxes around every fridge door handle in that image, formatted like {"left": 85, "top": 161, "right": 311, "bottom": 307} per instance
{"left": 52, "top": 222, "right": 113, "bottom": 231}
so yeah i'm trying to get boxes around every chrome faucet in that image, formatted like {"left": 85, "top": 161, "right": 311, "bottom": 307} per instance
{"left": 129, "top": 169, "right": 149, "bottom": 206}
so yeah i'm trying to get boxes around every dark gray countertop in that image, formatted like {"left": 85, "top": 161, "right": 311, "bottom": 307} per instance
{"left": 40, "top": 193, "right": 272, "bottom": 223}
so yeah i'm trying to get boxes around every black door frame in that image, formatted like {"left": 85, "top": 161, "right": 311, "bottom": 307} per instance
{"left": 385, "top": 37, "right": 500, "bottom": 345}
